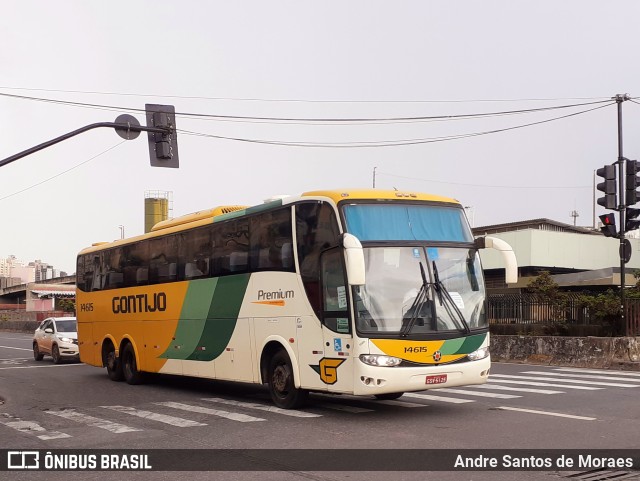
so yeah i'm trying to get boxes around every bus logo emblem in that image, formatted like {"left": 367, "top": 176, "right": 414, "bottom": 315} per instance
{"left": 310, "top": 358, "right": 346, "bottom": 385}
{"left": 433, "top": 351, "right": 442, "bottom": 362}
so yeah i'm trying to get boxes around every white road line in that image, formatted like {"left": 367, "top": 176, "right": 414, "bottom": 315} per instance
{"left": 487, "top": 379, "right": 601, "bottom": 390}
{"left": 434, "top": 388, "right": 520, "bottom": 399}
{"left": 0, "top": 358, "right": 30, "bottom": 361}
{"left": 492, "top": 374, "right": 639, "bottom": 388}
{"left": 314, "top": 403, "right": 374, "bottom": 413}
{"left": 156, "top": 401, "right": 265, "bottom": 423}
{"left": 46, "top": 409, "right": 141, "bottom": 433}
{"left": 0, "top": 413, "right": 71, "bottom": 440}
{"left": 470, "top": 384, "right": 564, "bottom": 394}
{"left": 496, "top": 406, "right": 596, "bottom": 421}
{"left": 522, "top": 371, "right": 640, "bottom": 383}
{"left": 0, "top": 345, "right": 32, "bottom": 351}
{"left": 201, "top": 398, "right": 322, "bottom": 418}
{"left": 101, "top": 405, "right": 207, "bottom": 427}
{"left": 554, "top": 367, "right": 640, "bottom": 378}
{"left": 0, "top": 364, "right": 84, "bottom": 370}
{"left": 402, "top": 392, "right": 474, "bottom": 404}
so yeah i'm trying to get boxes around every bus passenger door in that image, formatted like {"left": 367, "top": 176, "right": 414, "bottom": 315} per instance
{"left": 319, "top": 248, "right": 354, "bottom": 394}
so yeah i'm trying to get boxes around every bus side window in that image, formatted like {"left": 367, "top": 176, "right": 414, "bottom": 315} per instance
{"left": 296, "top": 202, "right": 341, "bottom": 316}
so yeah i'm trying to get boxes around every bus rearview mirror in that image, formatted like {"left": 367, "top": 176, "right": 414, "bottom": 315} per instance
{"left": 342, "top": 233, "right": 366, "bottom": 286}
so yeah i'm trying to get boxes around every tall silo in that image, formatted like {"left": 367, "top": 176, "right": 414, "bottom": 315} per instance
{"left": 144, "top": 191, "right": 172, "bottom": 233}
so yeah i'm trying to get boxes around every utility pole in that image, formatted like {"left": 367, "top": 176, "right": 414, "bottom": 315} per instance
{"left": 615, "top": 93, "right": 630, "bottom": 335}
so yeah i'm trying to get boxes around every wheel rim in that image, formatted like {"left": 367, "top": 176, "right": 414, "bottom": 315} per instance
{"left": 52, "top": 346, "right": 59, "bottom": 361}
{"left": 107, "top": 351, "right": 116, "bottom": 371}
{"left": 272, "top": 363, "right": 290, "bottom": 397}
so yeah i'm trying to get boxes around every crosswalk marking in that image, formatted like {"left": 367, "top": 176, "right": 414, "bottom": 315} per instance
{"left": 469, "top": 384, "right": 564, "bottom": 394}
{"left": 402, "top": 392, "right": 474, "bottom": 404}
{"left": 554, "top": 367, "right": 640, "bottom": 378}
{"left": 487, "top": 379, "right": 601, "bottom": 390}
{"left": 0, "top": 413, "right": 70, "bottom": 440}
{"left": 434, "top": 388, "right": 521, "bottom": 399}
{"left": 201, "top": 398, "right": 322, "bottom": 418}
{"left": 156, "top": 401, "right": 265, "bottom": 422}
{"left": 496, "top": 406, "right": 596, "bottom": 421}
{"left": 491, "top": 374, "right": 639, "bottom": 388}
{"left": 101, "top": 405, "right": 207, "bottom": 427}
{"left": 46, "top": 409, "right": 141, "bottom": 433}
{"left": 532, "top": 370, "right": 640, "bottom": 383}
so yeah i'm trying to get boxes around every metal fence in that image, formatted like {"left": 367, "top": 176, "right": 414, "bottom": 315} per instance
{"left": 488, "top": 294, "right": 640, "bottom": 336}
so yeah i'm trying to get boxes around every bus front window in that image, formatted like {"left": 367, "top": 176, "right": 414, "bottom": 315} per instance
{"left": 354, "top": 247, "right": 486, "bottom": 336}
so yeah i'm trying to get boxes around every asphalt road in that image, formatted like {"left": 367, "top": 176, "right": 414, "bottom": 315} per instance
{"left": 1, "top": 330, "right": 639, "bottom": 481}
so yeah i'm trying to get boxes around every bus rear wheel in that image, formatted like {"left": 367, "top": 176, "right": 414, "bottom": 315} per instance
{"left": 268, "top": 350, "right": 308, "bottom": 409}
{"left": 105, "top": 345, "right": 124, "bottom": 382}
{"left": 122, "top": 344, "right": 144, "bottom": 385}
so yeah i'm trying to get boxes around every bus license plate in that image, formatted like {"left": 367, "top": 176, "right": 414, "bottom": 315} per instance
{"left": 425, "top": 374, "right": 447, "bottom": 385}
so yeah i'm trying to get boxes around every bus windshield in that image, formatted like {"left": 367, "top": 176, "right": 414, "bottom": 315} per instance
{"left": 352, "top": 246, "right": 487, "bottom": 336}
{"left": 342, "top": 203, "right": 473, "bottom": 242}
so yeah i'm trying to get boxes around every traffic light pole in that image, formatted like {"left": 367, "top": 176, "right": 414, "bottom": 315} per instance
{"left": 615, "top": 93, "right": 629, "bottom": 336}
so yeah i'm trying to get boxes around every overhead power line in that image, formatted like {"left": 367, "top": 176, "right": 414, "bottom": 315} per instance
{"left": 0, "top": 91, "right": 613, "bottom": 125}
{"left": 176, "top": 101, "right": 615, "bottom": 148}
{"left": 0, "top": 85, "right": 612, "bottom": 104}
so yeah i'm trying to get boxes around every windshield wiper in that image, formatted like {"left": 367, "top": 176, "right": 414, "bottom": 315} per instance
{"left": 400, "top": 262, "right": 431, "bottom": 337}
{"left": 432, "top": 261, "right": 471, "bottom": 334}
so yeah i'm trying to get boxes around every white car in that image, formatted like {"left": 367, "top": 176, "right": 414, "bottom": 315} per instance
{"left": 33, "top": 317, "right": 79, "bottom": 364}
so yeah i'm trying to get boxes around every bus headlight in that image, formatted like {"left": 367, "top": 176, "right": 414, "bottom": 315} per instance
{"left": 467, "top": 346, "right": 490, "bottom": 361}
{"left": 359, "top": 354, "right": 402, "bottom": 367}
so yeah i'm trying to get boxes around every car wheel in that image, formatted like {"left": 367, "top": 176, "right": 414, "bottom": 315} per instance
{"left": 122, "top": 344, "right": 144, "bottom": 385}
{"left": 52, "top": 345, "right": 62, "bottom": 364}
{"left": 105, "top": 346, "right": 124, "bottom": 382}
{"left": 374, "top": 392, "right": 405, "bottom": 400}
{"left": 268, "top": 350, "right": 308, "bottom": 409}
{"left": 33, "top": 343, "right": 44, "bottom": 361}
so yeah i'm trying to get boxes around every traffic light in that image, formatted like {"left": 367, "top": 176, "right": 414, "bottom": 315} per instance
{"left": 146, "top": 104, "right": 179, "bottom": 168}
{"left": 599, "top": 213, "right": 617, "bottom": 238}
{"left": 626, "top": 207, "right": 640, "bottom": 232}
{"left": 596, "top": 164, "right": 617, "bottom": 210}
{"left": 625, "top": 158, "right": 640, "bottom": 205}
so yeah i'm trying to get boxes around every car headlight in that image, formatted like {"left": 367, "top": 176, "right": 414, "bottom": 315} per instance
{"left": 359, "top": 354, "right": 402, "bottom": 367}
{"left": 57, "top": 336, "right": 74, "bottom": 343}
{"left": 467, "top": 346, "right": 490, "bottom": 361}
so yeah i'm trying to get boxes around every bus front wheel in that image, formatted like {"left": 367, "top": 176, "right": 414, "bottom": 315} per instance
{"left": 122, "top": 344, "right": 144, "bottom": 385}
{"left": 105, "top": 345, "right": 124, "bottom": 382}
{"left": 268, "top": 350, "right": 308, "bottom": 409}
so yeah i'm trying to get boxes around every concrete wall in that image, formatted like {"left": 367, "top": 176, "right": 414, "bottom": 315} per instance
{"left": 490, "top": 335, "right": 640, "bottom": 370}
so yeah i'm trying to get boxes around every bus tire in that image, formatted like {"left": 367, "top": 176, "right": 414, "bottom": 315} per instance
{"left": 374, "top": 392, "right": 404, "bottom": 400}
{"left": 122, "top": 343, "right": 144, "bottom": 385}
{"left": 268, "top": 350, "right": 308, "bottom": 409}
{"left": 105, "top": 345, "right": 124, "bottom": 382}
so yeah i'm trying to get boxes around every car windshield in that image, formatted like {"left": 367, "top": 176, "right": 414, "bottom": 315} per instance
{"left": 55, "top": 320, "right": 77, "bottom": 333}
{"left": 353, "top": 247, "right": 486, "bottom": 336}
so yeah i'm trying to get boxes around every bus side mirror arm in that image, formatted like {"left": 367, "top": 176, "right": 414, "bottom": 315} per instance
{"left": 475, "top": 236, "right": 518, "bottom": 285}
{"left": 341, "top": 233, "right": 366, "bottom": 286}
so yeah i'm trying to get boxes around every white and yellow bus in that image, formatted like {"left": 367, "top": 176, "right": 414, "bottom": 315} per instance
{"left": 76, "top": 189, "right": 516, "bottom": 408}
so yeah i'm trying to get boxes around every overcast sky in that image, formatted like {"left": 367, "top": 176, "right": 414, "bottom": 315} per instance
{"left": 2, "top": 1, "right": 640, "bottom": 274}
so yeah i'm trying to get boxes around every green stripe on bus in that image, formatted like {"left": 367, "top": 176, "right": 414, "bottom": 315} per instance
{"left": 159, "top": 278, "right": 218, "bottom": 360}
{"left": 456, "top": 333, "right": 487, "bottom": 354}
{"left": 438, "top": 337, "right": 466, "bottom": 355}
{"left": 186, "top": 273, "right": 251, "bottom": 361}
